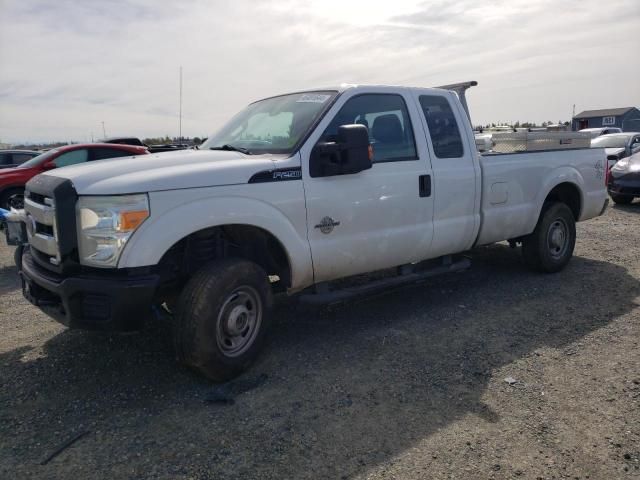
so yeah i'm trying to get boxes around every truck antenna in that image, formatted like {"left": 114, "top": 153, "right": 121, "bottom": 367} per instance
{"left": 179, "top": 66, "right": 183, "bottom": 142}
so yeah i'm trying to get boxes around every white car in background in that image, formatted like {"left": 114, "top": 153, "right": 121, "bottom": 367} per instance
{"left": 591, "top": 132, "right": 640, "bottom": 169}
{"left": 579, "top": 127, "right": 623, "bottom": 138}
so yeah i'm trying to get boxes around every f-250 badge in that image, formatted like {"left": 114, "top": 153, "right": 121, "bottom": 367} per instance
{"left": 315, "top": 216, "right": 340, "bottom": 234}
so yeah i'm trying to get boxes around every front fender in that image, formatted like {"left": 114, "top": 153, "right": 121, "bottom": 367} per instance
{"left": 118, "top": 190, "right": 313, "bottom": 290}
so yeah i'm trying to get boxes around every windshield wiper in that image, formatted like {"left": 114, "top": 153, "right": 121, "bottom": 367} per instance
{"left": 209, "top": 144, "right": 251, "bottom": 154}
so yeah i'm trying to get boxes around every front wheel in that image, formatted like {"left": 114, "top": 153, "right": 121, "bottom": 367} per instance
{"left": 174, "top": 258, "right": 273, "bottom": 382}
{"left": 522, "top": 202, "right": 576, "bottom": 273}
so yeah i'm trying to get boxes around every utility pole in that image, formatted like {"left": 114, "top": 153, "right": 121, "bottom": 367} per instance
{"left": 179, "top": 66, "right": 183, "bottom": 143}
{"left": 101, "top": 121, "right": 106, "bottom": 138}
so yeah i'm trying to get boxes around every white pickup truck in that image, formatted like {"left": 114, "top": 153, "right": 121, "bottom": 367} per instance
{"left": 18, "top": 82, "right": 608, "bottom": 381}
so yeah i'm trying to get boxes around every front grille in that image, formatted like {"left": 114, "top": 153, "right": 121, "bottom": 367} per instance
{"left": 24, "top": 193, "right": 60, "bottom": 265}
{"left": 25, "top": 175, "right": 79, "bottom": 274}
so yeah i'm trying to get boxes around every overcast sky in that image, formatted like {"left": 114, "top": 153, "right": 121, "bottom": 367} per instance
{"left": 0, "top": 0, "right": 638, "bottom": 144}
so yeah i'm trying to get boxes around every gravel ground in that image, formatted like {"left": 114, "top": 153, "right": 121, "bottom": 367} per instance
{"left": 1, "top": 203, "right": 639, "bottom": 479}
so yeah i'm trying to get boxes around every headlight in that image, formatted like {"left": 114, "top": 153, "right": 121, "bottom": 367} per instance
{"left": 612, "top": 158, "right": 630, "bottom": 171}
{"left": 76, "top": 194, "right": 149, "bottom": 267}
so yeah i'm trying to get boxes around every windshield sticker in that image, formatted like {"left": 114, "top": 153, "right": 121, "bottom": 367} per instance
{"left": 297, "top": 94, "right": 331, "bottom": 103}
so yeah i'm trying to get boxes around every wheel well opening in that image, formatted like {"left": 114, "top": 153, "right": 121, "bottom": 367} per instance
{"left": 157, "top": 225, "right": 292, "bottom": 297}
{"left": 544, "top": 183, "right": 581, "bottom": 220}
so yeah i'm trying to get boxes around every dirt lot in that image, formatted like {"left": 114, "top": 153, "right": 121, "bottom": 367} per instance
{"left": 1, "top": 203, "right": 639, "bottom": 480}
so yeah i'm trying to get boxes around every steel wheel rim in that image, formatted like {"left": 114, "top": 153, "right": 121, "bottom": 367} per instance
{"left": 547, "top": 218, "right": 569, "bottom": 259}
{"left": 216, "top": 286, "right": 262, "bottom": 357}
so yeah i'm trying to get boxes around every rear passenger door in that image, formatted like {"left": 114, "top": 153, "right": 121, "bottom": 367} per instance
{"left": 301, "top": 88, "right": 435, "bottom": 283}
{"left": 412, "top": 90, "right": 480, "bottom": 257}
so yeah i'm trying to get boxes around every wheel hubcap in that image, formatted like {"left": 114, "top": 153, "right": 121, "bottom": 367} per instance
{"left": 216, "top": 286, "right": 262, "bottom": 357}
{"left": 547, "top": 219, "right": 569, "bottom": 259}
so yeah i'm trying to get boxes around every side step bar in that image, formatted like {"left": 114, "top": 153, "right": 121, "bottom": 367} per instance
{"left": 298, "top": 256, "right": 471, "bottom": 306}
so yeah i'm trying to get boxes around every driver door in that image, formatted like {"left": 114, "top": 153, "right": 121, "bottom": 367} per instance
{"left": 300, "top": 88, "right": 435, "bottom": 283}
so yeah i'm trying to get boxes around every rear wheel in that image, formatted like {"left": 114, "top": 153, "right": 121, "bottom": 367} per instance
{"left": 174, "top": 258, "right": 272, "bottom": 382}
{"left": 522, "top": 202, "right": 576, "bottom": 273}
{"left": 610, "top": 194, "right": 633, "bottom": 205}
{"left": 0, "top": 188, "right": 25, "bottom": 210}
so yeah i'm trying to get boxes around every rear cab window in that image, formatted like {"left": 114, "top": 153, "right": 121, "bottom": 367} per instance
{"left": 419, "top": 95, "right": 464, "bottom": 158}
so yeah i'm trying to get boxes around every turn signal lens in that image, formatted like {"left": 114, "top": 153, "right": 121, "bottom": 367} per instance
{"left": 368, "top": 144, "right": 374, "bottom": 161}
{"left": 120, "top": 210, "right": 149, "bottom": 231}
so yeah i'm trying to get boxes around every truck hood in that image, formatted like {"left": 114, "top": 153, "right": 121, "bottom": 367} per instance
{"left": 42, "top": 150, "right": 281, "bottom": 195}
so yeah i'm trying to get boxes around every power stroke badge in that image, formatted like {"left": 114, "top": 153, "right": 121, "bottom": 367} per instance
{"left": 314, "top": 216, "right": 340, "bottom": 234}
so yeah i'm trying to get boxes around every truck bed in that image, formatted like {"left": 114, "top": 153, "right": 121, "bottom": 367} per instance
{"left": 476, "top": 148, "right": 607, "bottom": 246}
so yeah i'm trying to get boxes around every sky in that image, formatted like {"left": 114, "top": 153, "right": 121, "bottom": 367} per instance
{"left": 0, "top": 0, "right": 638, "bottom": 144}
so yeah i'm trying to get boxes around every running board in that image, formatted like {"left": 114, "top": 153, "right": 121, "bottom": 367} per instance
{"left": 298, "top": 256, "right": 471, "bottom": 306}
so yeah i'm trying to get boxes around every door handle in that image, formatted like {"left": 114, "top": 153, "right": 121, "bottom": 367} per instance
{"left": 419, "top": 175, "right": 431, "bottom": 198}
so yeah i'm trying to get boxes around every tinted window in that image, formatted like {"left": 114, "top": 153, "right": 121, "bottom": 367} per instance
{"left": 11, "top": 153, "right": 35, "bottom": 165}
{"left": 53, "top": 149, "right": 89, "bottom": 167}
{"left": 18, "top": 149, "right": 58, "bottom": 169}
{"left": 0, "top": 153, "right": 11, "bottom": 166}
{"left": 321, "top": 94, "right": 417, "bottom": 163}
{"left": 419, "top": 95, "right": 464, "bottom": 158}
{"left": 91, "top": 148, "right": 135, "bottom": 160}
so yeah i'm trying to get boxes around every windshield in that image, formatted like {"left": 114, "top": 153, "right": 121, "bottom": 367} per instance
{"left": 591, "top": 136, "right": 629, "bottom": 148}
{"left": 18, "top": 149, "right": 59, "bottom": 168}
{"left": 200, "top": 91, "right": 338, "bottom": 155}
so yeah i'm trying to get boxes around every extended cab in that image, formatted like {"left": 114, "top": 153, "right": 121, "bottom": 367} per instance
{"left": 18, "top": 83, "right": 608, "bottom": 381}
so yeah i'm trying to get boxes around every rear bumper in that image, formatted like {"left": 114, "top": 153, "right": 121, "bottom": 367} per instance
{"left": 20, "top": 247, "right": 160, "bottom": 331}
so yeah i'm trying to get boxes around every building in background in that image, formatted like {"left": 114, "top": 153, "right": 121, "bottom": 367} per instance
{"left": 572, "top": 107, "right": 640, "bottom": 132}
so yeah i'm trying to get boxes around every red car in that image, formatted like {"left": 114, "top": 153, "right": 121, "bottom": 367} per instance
{"left": 0, "top": 143, "right": 148, "bottom": 209}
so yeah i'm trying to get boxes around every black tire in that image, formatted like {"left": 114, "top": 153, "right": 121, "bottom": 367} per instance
{"left": 0, "top": 188, "right": 25, "bottom": 210}
{"left": 174, "top": 258, "right": 273, "bottom": 382}
{"left": 610, "top": 194, "right": 633, "bottom": 205}
{"left": 522, "top": 202, "right": 576, "bottom": 273}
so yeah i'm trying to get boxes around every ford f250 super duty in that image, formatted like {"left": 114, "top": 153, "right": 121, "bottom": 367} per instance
{"left": 17, "top": 82, "right": 608, "bottom": 381}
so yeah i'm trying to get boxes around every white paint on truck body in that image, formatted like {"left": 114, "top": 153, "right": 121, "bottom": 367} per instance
{"left": 41, "top": 84, "right": 607, "bottom": 292}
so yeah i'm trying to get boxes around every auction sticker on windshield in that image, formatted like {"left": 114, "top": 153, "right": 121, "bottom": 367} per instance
{"left": 297, "top": 94, "right": 331, "bottom": 103}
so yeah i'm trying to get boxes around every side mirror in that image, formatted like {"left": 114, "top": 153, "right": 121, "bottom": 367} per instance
{"left": 310, "top": 124, "right": 372, "bottom": 178}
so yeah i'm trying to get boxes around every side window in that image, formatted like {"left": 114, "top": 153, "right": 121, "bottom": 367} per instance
{"left": 419, "top": 95, "right": 464, "bottom": 158}
{"left": 0, "top": 153, "right": 11, "bottom": 166}
{"left": 321, "top": 94, "right": 417, "bottom": 163}
{"left": 53, "top": 149, "right": 89, "bottom": 167}
{"left": 11, "top": 153, "right": 34, "bottom": 165}
{"left": 91, "top": 148, "right": 134, "bottom": 161}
